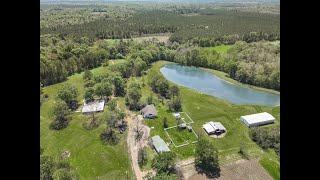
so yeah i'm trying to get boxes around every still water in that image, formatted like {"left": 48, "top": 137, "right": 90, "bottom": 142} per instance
{"left": 160, "top": 64, "right": 280, "bottom": 106}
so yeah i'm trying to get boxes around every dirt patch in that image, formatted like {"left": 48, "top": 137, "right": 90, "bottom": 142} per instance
{"left": 178, "top": 159, "right": 273, "bottom": 180}
{"left": 126, "top": 111, "right": 153, "bottom": 180}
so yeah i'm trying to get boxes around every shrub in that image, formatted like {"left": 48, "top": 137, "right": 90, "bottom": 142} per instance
{"left": 138, "top": 148, "right": 148, "bottom": 167}
{"left": 100, "top": 128, "right": 119, "bottom": 145}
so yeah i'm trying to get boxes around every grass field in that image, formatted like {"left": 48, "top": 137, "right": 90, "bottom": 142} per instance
{"left": 180, "top": 112, "right": 194, "bottom": 124}
{"left": 40, "top": 61, "right": 134, "bottom": 179}
{"left": 41, "top": 58, "right": 280, "bottom": 179}
{"left": 142, "top": 61, "right": 280, "bottom": 176}
{"left": 260, "top": 150, "right": 280, "bottom": 180}
{"left": 165, "top": 127, "right": 198, "bottom": 147}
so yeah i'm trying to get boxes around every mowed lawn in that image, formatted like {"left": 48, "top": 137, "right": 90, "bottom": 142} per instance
{"left": 40, "top": 61, "right": 134, "bottom": 180}
{"left": 165, "top": 127, "right": 198, "bottom": 146}
{"left": 142, "top": 61, "right": 280, "bottom": 173}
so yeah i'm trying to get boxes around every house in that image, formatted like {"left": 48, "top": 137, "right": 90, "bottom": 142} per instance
{"left": 141, "top": 104, "right": 157, "bottom": 118}
{"left": 203, "top": 121, "right": 226, "bottom": 135}
{"left": 151, "top": 135, "right": 170, "bottom": 153}
{"left": 240, "top": 112, "right": 275, "bottom": 127}
{"left": 82, "top": 100, "right": 105, "bottom": 114}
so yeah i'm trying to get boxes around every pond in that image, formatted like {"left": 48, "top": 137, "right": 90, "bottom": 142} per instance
{"left": 160, "top": 64, "right": 280, "bottom": 106}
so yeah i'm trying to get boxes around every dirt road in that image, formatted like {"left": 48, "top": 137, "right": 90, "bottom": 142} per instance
{"left": 126, "top": 110, "right": 152, "bottom": 180}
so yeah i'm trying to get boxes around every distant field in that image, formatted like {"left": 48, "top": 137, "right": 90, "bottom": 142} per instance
{"left": 131, "top": 34, "right": 170, "bottom": 43}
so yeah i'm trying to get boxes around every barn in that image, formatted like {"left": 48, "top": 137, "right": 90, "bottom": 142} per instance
{"left": 240, "top": 112, "right": 275, "bottom": 127}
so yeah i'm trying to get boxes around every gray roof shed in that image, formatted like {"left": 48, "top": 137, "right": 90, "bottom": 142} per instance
{"left": 151, "top": 135, "right": 170, "bottom": 153}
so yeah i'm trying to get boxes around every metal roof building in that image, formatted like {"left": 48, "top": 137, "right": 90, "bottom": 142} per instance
{"left": 240, "top": 112, "right": 275, "bottom": 127}
{"left": 141, "top": 104, "right": 157, "bottom": 118}
{"left": 151, "top": 135, "right": 170, "bottom": 153}
{"left": 82, "top": 100, "right": 105, "bottom": 113}
{"left": 203, "top": 121, "right": 226, "bottom": 135}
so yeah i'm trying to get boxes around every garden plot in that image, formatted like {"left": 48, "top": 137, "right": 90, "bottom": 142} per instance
{"left": 179, "top": 112, "right": 194, "bottom": 124}
{"left": 165, "top": 127, "right": 198, "bottom": 148}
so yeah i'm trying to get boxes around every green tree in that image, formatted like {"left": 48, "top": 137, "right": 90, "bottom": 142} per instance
{"left": 112, "top": 74, "right": 125, "bottom": 97}
{"left": 163, "top": 117, "right": 169, "bottom": 128}
{"left": 83, "top": 70, "right": 93, "bottom": 81}
{"left": 84, "top": 87, "right": 95, "bottom": 102}
{"left": 57, "top": 84, "right": 78, "bottom": 109}
{"left": 50, "top": 100, "right": 69, "bottom": 130}
{"left": 108, "top": 99, "right": 117, "bottom": 111}
{"left": 94, "top": 81, "right": 113, "bottom": 99}
{"left": 100, "top": 127, "right": 119, "bottom": 145}
{"left": 169, "top": 85, "right": 180, "bottom": 99}
{"left": 195, "top": 136, "right": 220, "bottom": 177}
{"left": 40, "top": 155, "right": 54, "bottom": 180}
{"left": 125, "top": 80, "right": 142, "bottom": 110}
{"left": 152, "top": 152, "right": 176, "bottom": 174}
{"left": 168, "top": 96, "right": 182, "bottom": 112}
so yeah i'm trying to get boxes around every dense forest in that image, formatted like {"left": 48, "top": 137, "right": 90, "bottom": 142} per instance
{"left": 40, "top": 4, "right": 280, "bottom": 90}
{"left": 41, "top": 7, "right": 279, "bottom": 45}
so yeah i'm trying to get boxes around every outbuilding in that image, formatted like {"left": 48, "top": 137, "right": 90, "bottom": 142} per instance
{"left": 240, "top": 112, "right": 275, "bottom": 127}
{"left": 151, "top": 135, "right": 170, "bottom": 153}
{"left": 203, "top": 121, "right": 226, "bottom": 135}
{"left": 82, "top": 100, "right": 105, "bottom": 114}
{"left": 141, "top": 104, "right": 157, "bottom": 119}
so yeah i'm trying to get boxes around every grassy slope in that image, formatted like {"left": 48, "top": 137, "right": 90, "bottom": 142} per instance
{"left": 40, "top": 61, "right": 134, "bottom": 180}
{"left": 142, "top": 61, "right": 279, "bottom": 175}
{"left": 260, "top": 150, "right": 280, "bottom": 180}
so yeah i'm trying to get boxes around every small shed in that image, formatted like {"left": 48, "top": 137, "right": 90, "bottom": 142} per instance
{"left": 173, "top": 112, "right": 180, "bottom": 119}
{"left": 203, "top": 121, "right": 226, "bottom": 135}
{"left": 82, "top": 100, "right": 105, "bottom": 114}
{"left": 178, "top": 123, "right": 187, "bottom": 129}
{"left": 151, "top": 135, "right": 170, "bottom": 153}
{"left": 141, "top": 104, "right": 157, "bottom": 118}
{"left": 240, "top": 112, "right": 275, "bottom": 127}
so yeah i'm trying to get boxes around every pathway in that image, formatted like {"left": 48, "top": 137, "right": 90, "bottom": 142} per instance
{"left": 126, "top": 110, "right": 152, "bottom": 180}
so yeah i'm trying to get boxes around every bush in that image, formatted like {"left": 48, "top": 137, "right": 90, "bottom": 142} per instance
{"left": 195, "top": 137, "right": 220, "bottom": 178}
{"left": 163, "top": 117, "right": 168, "bottom": 128}
{"left": 100, "top": 128, "right": 119, "bottom": 145}
{"left": 50, "top": 119, "right": 69, "bottom": 130}
{"left": 138, "top": 148, "right": 148, "bottom": 167}
{"left": 152, "top": 152, "right": 176, "bottom": 174}
{"left": 250, "top": 127, "right": 280, "bottom": 156}
{"left": 168, "top": 96, "right": 182, "bottom": 112}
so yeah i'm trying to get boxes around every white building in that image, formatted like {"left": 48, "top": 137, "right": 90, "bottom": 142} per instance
{"left": 173, "top": 112, "right": 180, "bottom": 119}
{"left": 151, "top": 135, "right": 170, "bottom": 153}
{"left": 240, "top": 112, "right": 275, "bottom": 127}
{"left": 203, "top": 121, "right": 226, "bottom": 135}
{"left": 82, "top": 100, "right": 105, "bottom": 113}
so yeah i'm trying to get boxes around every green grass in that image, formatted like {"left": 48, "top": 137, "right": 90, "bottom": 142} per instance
{"left": 41, "top": 62, "right": 134, "bottom": 179}
{"left": 259, "top": 150, "right": 280, "bottom": 180}
{"left": 180, "top": 112, "right": 193, "bottom": 123}
{"left": 210, "top": 44, "right": 231, "bottom": 54}
{"left": 142, "top": 61, "right": 279, "bottom": 174}
{"left": 165, "top": 127, "right": 198, "bottom": 146}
